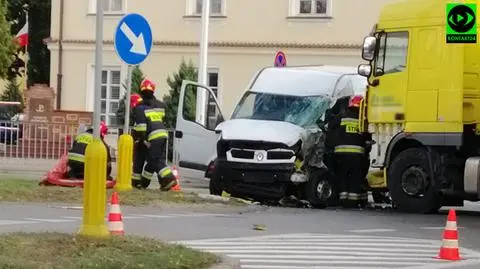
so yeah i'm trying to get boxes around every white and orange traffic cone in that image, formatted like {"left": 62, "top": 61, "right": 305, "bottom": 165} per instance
{"left": 107, "top": 191, "right": 124, "bottom": 236}
{"left": 170, "top": 165, "right": 182, "bottom": 192}
{"left": 438, "top": 209, "right": 461, "bottom": 261}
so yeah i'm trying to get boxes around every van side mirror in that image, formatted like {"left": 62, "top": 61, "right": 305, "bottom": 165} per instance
{"left": 361, "top": 36, "right": 377, "bottom": 61}
{"left": 358, "top": 64, "right": 372, "bottom": 77}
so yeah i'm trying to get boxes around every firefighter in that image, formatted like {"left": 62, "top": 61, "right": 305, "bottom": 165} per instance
{"left": 67, "top": 121, "right": 112, "bottom": 180}
{"left": 333, "top": 95, "right": 369, "bottom": 208}
{"left": 131, "top": 79, "right": 177, "bottom": 191}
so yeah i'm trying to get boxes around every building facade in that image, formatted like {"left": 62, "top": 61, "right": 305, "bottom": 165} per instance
{"left": 46, "top": 0, "right": 395, "bottom": 126}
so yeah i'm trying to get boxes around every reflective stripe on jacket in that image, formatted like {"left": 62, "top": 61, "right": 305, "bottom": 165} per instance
{"left": 132, "top": 99, "right": 168, "bottom": 142}
{"left": 67, "top": 132, "right": 94, "bottom": 163}
{"left": 334, "top": 145, "right": 365, "bottom": 154}
{"left": 334, "top": 108, "right": 366, "bottom": 155}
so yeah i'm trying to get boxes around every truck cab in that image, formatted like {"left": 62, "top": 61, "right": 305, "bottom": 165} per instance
{"left": 357, "top": 0, "right": 480, "bottom": 213}
{"left": 173, "top": 65, "right": 367, "bottom": 206}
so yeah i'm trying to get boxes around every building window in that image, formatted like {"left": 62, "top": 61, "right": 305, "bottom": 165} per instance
{"left": 187, "top": 0, "right": 225, "bottom": 16}
{"left": 100, "top": 68, "right": 122, "bottom": 126}
{"left": 289, "top": 0, "right": 332, "bottom": 17}
{"left": 89, "top": 0, "right": 125, "bottom": 14}
{"left": 207, "top": 69, "right": 220, "bottom": 129}
{"left": 374, "top": 31, "right": 409, "bottom": 76}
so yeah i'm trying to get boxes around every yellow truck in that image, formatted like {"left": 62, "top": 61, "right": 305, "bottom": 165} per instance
{"left": 357, "top": 0, "right": 480, "bottom": 213}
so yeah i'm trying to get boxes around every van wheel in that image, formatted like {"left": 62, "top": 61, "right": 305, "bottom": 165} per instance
{"left": 388, "top": 148, "right": 441, "bottom": 214}
{"left": 209, "top": 173, "right": 223, "bottom": 196}
{"left": 305, "top": 169, "right": 333, "bottom": 209}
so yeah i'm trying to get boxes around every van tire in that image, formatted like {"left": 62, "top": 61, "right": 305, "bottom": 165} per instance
{"left": 388, "top": 148, "right": 441, "bottom": 214}
{"left": 209, "top": 172, "right": 223, "bottom": 196}
{"left": 305, "top": 168, "right": 333, "bottom": 209}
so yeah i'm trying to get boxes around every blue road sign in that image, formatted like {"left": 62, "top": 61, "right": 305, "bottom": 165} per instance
{"left": 114, "top": 13, "right": 153, "bottom": 65}
{"left": 274, "top": 51, "right": 287, "bottom": 67}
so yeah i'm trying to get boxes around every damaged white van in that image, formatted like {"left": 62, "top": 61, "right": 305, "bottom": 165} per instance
{"left": 173, "top": 65, "right": 368, "bottom": 207}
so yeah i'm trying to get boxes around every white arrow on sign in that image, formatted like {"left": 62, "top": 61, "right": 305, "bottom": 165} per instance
{"left": 120, "top": 22, "right": 147, "bottom": 55}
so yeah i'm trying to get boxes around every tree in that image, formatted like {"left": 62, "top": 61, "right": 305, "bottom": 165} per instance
{"left": 6, "top": 0, "right": 51, "bottom": 85}
{"left": 0, "top": 0, "right": 16, "bottom": 79}
{"left": 116, "top": 65, "right": 145, "bottom": 127}
{"left": 163, "top": 59, "right": 198, "bottom": 129}
{"left": 0, "top": 78, "right": 24, "bottom": 119}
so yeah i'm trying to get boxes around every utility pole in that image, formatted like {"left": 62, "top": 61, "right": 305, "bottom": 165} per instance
{"left": 195, "top": 0, "right": 210, "bottom": 125}
{"left": 92, "top": 0, "right": 104, "bottom": 138}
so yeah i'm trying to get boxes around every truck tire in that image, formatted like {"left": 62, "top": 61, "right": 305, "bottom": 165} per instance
{"left": 209, "top": 172, "right": 223, "bottom": 196}
{"left": 388, "top": 148, "right": 441, "bottom": 214}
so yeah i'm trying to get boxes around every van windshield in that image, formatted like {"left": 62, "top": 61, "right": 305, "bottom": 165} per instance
{"left": 231, "top": 92, "right": 330, "bottom": 128}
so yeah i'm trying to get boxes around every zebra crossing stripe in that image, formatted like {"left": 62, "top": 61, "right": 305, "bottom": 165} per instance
{"left": 178, "top": 233, "right": 480, "bottom": 269}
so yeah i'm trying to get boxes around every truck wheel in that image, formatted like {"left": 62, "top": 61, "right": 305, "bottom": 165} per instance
{"left": 209, "top": 173, "right": 223, "bottom": 196}
{"left": 305, "top": 169, "right": 333, "bottom": 209}
{"left": 388, "top": 148, "right": 441, "bottom": 214}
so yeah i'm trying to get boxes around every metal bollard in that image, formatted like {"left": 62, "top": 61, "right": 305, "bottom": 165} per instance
{"left": 78, "top": 138, "right": 110, "bottom": 237}
{"left": 115, "top": 134, "right": 133, "bottom": 191}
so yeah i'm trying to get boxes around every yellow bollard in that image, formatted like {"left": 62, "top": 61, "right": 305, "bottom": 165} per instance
{"left": 115, "top": 134, "right": 134, "bottom": 191}
{"left": 78, "top": 138, "right": 110, "bottom": 237}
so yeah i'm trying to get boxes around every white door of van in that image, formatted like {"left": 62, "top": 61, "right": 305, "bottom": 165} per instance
{"left": 173, "top": 80, "right": 224, "bottom": 181}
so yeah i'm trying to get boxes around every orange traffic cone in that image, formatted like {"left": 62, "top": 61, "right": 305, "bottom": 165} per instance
{"left": 170, "top": 166, "right": 182, "bottom": 192}
{"left": 107, "top": 192, "right": 124, "bottom": 236}
{"left": 438, "top": 209, "right": 461, "bottom": 261}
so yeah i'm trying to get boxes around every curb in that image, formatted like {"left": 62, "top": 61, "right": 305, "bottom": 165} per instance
{"left": 209, "top": 256, "right": 241, "bottom": 269}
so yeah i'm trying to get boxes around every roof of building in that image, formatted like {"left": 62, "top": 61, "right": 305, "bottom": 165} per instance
{"left": 249, "top": 65, "right": 367, "bottom": 97}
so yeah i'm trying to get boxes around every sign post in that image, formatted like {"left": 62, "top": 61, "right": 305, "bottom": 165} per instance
{"left": 113, "top": 13, "right": 153, "bottom": 192}
{"left": 274, "top": 51, "right": 287, "bottom": 67}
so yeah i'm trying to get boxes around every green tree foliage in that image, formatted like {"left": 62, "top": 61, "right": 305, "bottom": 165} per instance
{"left": 0, "top": 0, "right": 15, "bottom": 79}
{"left": 116, "top": 65, "right": 145, "bottom": 126}
{"left": 163, "top": 59, "right": 198, "bottom": 129}
{"left": 6, "top": 0, "right": 51, "bottom": 85}
{"left": 0, "top": 78, "right": 24, "bottom": 119}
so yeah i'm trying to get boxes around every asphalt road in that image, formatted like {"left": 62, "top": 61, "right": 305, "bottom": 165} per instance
{"left": 0, "top": 201, "right": 479, "bottom": 269}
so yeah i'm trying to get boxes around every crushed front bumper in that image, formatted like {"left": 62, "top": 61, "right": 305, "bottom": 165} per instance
{"left": 214, "top": 158, "right": 295, "bottom": 201}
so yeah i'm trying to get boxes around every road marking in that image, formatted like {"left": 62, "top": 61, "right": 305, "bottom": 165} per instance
{"left": 24, "top": 218, "right": 75, "bottom": 223}
{"left": 349, "top": 228, "right": 397, "bottom": 233}
{"left": 420, "top": 227, "right": 464, "bottom": 230}
{"left": 0, "top": 220, "right": 38, "bottom": 225}
{"left": 177, "top": 233, "right": 480, "bottom": 269}
{"left": 241, "top": 265, "right": 386, "bottom": 269}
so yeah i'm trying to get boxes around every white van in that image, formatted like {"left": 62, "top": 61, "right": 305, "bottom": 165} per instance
{"left": 173, "top": 65, "right": 369, "bottom": 207}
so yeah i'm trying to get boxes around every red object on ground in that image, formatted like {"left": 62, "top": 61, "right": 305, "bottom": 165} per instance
{"left": 39, "top": 154, "right": 116, "bottom": 188}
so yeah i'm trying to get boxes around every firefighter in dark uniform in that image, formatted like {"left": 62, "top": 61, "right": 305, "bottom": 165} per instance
{"left": 333, "top": 95, "right": 369, "bottom": 208}
{"left": 131, "top": 79, "right": 177, "bottom": 191}
{"left": 67, "top": 121, "right": 112, "bottom": 180}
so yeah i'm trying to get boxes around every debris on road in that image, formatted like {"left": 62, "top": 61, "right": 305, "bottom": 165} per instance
{"left": 253, "top": 224, "right": 266, "bottom": 231}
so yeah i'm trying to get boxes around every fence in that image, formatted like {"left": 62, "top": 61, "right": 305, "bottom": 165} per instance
{"left": 0, "top": 120, "right": 174, "bottom": 164}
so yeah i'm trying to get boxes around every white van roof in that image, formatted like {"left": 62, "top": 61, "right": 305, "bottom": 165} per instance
{"left": 248, "top": 65, "right": 367, "bottom": 97}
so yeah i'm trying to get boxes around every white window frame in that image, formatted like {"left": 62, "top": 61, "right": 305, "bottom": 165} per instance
{"left": 288, "top": 0, "right": 332, "bottom": 17}
{"left": 185, "top": 0, "right": 227, "bottom": 16}
{"left": 86, "top": 64, "right": 126, "bottom": 127}
{"left": 88, "top": 0, "right": 126, "bottom": 15}
{"left": 100, "top": 67, "right": 123, "bottom": 126}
